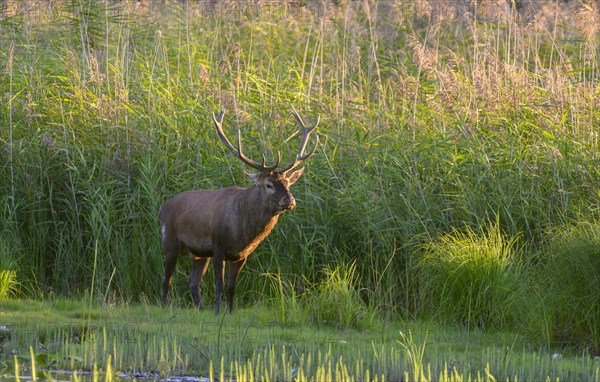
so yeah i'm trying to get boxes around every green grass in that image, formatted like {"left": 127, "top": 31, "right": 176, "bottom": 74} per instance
{"left": 1, "top": 299, "right": 599, "bottom": 381}
{"left": 306, "top": 261, "right": 370, "bottom": 329}
{"left": 0, "top": 270, "right": 17, "bottom": 300}
{"left": 414, "top": 221, "right": 528, "bottom": 331}
{"left": 0, "top": 235, "right": 18, "bottom": 300}
{"left": 0, "top": 0, "right": 599, "bottom": 357}
{"left": 536, "top": 222, "right": 600, "bottom": 354}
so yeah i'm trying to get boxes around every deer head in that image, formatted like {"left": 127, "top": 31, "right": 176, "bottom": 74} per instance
{"left": 212, "top": 110, "right": 320, "bottom": 213}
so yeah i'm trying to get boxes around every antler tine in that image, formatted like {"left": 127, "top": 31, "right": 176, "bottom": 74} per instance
{"left": 262, "top": 151, "right": 282, "bottom": 171}
{"left": 213, "top": 110, "right": 280, "bottom": 173}
{"left": 294, "top": 112, "right": 320, "bottom": 156}
{"left": 279, "top": 111, "right": 320, "bottom": 174}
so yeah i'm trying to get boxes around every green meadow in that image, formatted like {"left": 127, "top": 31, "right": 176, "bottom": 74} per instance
{"left": 1, "top": 1, "right": 599, "bottom": 380}
{"left": 1, "top": 299, "right": 599, "bottom": 381}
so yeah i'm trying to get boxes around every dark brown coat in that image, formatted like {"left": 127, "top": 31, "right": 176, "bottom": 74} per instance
{"left": 159, "top": 110, "right": 318, "bottom": 314}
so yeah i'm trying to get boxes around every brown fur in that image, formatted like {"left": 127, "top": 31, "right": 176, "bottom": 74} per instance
{"left": 160, "top": 109, "right": 318, "bottom": 314}
{"left": 159, "top": 169, "right": 304, "bottom": 314}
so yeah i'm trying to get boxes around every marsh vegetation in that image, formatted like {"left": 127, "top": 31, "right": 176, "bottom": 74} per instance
{"left": 1, "top": 0, "right": 600, "bottom": 379}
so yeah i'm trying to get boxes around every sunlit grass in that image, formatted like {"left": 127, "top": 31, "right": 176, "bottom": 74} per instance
{"left": 415, "top": 221, "right": 528, "bottom": 331}
{"left": 0, "top": 270, "right": 17, "bottom": 300}
{"left": 1, "top": 299, "right": 599, "bottom": 381}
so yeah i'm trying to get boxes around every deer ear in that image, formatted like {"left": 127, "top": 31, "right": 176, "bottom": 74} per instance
{"left": 246, "top": 172, "right": 261, "bottom": 184}
{"left": 286, "top": 167, "right": 305, "bottom": 186}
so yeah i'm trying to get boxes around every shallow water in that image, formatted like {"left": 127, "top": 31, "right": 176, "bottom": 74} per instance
{"left": 3, "top": 371, "right": 211, "bottom": 381}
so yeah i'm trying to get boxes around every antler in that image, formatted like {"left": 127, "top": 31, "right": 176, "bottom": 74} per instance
{"left": 278, "top": 109, "right": 320, "bottom": 174}
{"left": 212, "top": 110, "right": 281, "bottom": 173}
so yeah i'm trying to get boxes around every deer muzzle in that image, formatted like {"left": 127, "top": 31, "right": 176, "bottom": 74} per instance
{"left": 279, "top": 196, "right": 296, "bottom": 211}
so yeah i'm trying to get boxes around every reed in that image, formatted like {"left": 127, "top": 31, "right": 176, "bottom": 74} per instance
{"left": 0, "top": 0, "right": 599, "bottom": 351}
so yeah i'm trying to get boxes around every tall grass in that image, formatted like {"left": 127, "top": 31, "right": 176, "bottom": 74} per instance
{"left": 0, "top": 228, "right": 19, "bottom": 299}
{"left": 1, "top": 0, "right": 600, "bottom": 350}
{"left": 414, "top": 222, "right": 528, "bottom": 330}
{"left": 0, "top": 270, "right": 17, "bottom": 300}
{"left": 265, "top": 262, "right": 369, "bottom": 329}
{"left": 536, "top": 221, "right": 600, "bottom": 354}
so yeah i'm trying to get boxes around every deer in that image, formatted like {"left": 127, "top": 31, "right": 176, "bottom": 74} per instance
{"left": 159, "top": 110, "right": 319, "bottom": 314}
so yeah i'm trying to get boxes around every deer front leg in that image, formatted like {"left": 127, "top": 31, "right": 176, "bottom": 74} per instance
{"left": 161, "top": 231, "right": 180, "bottom": 305}
{"left": 189, "top": 256, "right": 211, "bottom": 308}
{"left": 226, "top": 258, "right": 247, "bottom": 313}
{"left": 213, "top": 248, "right": 225, "bottom": 315}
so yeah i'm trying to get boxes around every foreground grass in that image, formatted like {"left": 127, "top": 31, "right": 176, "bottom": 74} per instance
{"left": 1, "top": 299, "right": 599, "bottom": 381}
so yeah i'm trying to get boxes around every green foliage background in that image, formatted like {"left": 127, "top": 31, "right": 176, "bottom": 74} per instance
{"left": 1, "top": 1, "right": 599, "bottom": 352}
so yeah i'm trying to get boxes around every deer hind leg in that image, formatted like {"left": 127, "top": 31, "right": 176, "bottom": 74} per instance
{"left": 161, "top": 224, "right": 180, "bottom": 305}
{"left": 213, "top": 247, "right": 226, "bottom": 315}
{"left": 189, "top": 256, "right": 210, "bottom": 308}
{"left": 226, "top": 258, "right": 247, "bottom": 313}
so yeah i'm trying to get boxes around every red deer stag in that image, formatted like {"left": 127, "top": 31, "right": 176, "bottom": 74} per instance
{"left": 159, "top": 110, "right": 319, "bottom": 314}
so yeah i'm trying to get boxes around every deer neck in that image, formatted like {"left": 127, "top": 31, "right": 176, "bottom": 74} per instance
{"left": 245, "top": 185, "right": 280, "bottom": 222}
{"left": 226, "top": 187, "right": 279, "bottom": 254}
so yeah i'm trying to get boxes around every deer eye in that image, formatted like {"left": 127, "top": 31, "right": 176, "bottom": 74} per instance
{"left": 266, "top": 183, "right": 273, "bottom": 189}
